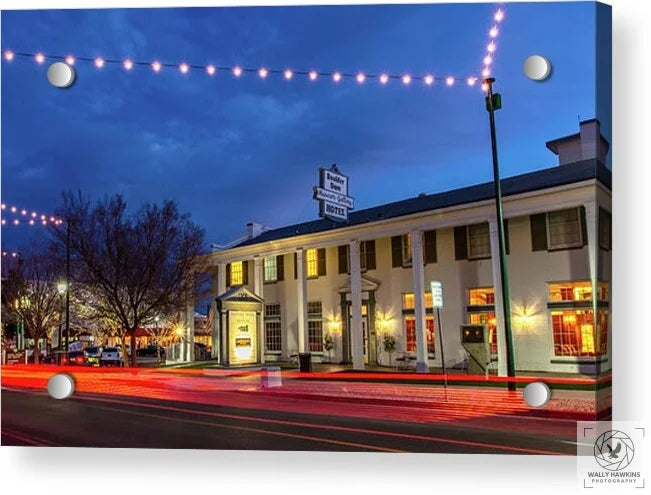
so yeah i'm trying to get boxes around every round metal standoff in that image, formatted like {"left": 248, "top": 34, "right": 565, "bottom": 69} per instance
{"left": 47, "top": 62, "right": 76, "bottom": 88}
{"left": 523, "top": 381, "right": 551, "bottom": 407}
{"left": 47, "top": 373, "right": 75, "bottom": 399}
{"left": 523, "top": 55, "right": 552, "bottom": 81}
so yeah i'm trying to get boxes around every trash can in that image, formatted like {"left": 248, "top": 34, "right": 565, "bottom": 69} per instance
{"left": 298, "top": 352, "right": 312, "bottom": 373}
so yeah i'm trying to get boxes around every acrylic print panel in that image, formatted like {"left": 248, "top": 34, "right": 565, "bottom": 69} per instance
{"left": 1, "top": 2, "right": 611, "bottom": 453}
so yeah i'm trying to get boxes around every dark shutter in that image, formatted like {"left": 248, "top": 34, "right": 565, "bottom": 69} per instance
{"left": 365, "top": 240, "right": 376, "bottom": 270}
{"left": 580, "top": 206, "right": 588, "bottom": 246}
{"left": 454, "top": 226, "right": 468, "bottom": 260}
{"left": 317, "top": 248, "right": 326, "bottom": 276}
{"left": 599, "top": 208, "right": 612, "bottom": 250}
{"left": 423, "top": 230, "right": 437, "bottom": 264}
{"left": 276, "top": 254, "right": 284, "bottom": 281}
{"left": 503, "top": 219, "right": 510, "bottom": 255}
{"left": 242, "top": 260, "right": 249, "bottom": 285}
{"left": 294, "top": 252, "right": 298, "bottom": 279}
{"left": 226, "top": 263, "right": 232, "bottom": 287}
{"left": 391, "top": 236, "right": 402, "bottom": 267}
{"left": 530, "top": 213, "right": 548, "bottom": 251}
{"left": 338, "top": 245, "right": 349, "bottom": 274}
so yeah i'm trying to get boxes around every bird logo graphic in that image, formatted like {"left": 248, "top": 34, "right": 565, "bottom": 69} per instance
{"left": 594, "top": 431, "right": 634, "bottom": 471}
{"left": 607, "top": 441, "right": 621, "bottom": 459}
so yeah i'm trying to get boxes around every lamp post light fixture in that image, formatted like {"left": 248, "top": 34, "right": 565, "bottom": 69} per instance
{"left": 484, "top": 77, "right": 516, "bottom": 391}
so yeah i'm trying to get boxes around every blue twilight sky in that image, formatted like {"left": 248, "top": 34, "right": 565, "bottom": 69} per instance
{"left": 1, "top": 2, "right": 611, "bottom": 252}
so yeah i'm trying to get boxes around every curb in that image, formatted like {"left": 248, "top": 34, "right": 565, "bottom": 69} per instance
{"left": 237, "top": 388, "right": 610, "bottom": 421}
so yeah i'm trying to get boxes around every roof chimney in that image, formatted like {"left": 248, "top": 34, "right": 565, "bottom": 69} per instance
{"left": 246, "top": 221, "right": 265, "bottom": 239}
{"left": 545, "top": 118, "right": 609, "bottom": 166}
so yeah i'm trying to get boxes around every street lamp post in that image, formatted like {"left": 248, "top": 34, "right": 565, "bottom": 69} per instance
{"left": 57, "top": 281, "right": 67, "bottom": 364}
{"left": 484, "top": 77, "right": 516, "bottom": 391}
{"left": 65, "top": 221, "right": 71, "bottom": 357}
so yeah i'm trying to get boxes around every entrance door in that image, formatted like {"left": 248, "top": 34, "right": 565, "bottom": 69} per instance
{"left": 348, "top": 303, "right": 369, "bottom": 364}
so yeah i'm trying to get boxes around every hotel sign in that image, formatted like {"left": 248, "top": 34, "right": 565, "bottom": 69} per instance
{"left": 228, "top": 310, "right": 257, "bottom": 365}
{"left": 314, "top": 164, "right": 354, "bottom": 222}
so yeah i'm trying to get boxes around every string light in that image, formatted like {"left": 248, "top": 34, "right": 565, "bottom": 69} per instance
{"left": 480, "top": 4, "right": 505, "bottom": 92}
{"left": 0, "top": 202, "right": 64, "bottom": 227}
{"left": 1, "top": 251, "right": 20, "bottom": 258}
{"left": 3, "top": 51, "right": 485, "bottom": 89}
{"left": 5, "top": 5, "right": 502, "bottom": 92}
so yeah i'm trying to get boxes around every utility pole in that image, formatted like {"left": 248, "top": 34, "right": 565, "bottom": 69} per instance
{"left": 484, "top": 77, "right": 516, "bottom": 391}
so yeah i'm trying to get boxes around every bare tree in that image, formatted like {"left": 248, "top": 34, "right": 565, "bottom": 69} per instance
{"left": 53, "top": 192, "right": 206, "bottom": 366}
{"left": 1, "top": 247, "right": 65, "bottom": 364}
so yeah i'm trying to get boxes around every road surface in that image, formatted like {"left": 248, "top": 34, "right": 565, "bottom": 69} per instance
{"left": 2, "top": 387, "right": 577, "bottom": 454}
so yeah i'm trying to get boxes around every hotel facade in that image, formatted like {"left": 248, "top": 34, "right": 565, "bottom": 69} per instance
{"left": 183, "top": 120, "right": 612, "bottom": 376}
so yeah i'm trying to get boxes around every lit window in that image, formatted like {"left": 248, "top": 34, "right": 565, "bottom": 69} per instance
{"left": 402, "top": 234, "right": 412, "bottom": 266}
{"left": 548, "top": 281, "right": 591, "bottom": 302}
{"left": 551, "top": 310, "right": 605, "bottom": 357}
{"left": 263, "top": 256, "right": 277, "bottom": 283}
{"left": 402, "top": 293, "right": 432, "bottom": 310}
{"left": 468, "top": 223, "right": 491, "bottom": 259}
{"left": 306, "top": 249, "right": 318, "bottom": 278}
{"left": 404, "top": 316, "right": 435, "bottom": 353}
{"left": 230, "top": 261, "right": 243, "bottom": 286}
{"left": 468, "top": 288, "right": 495, "bottom": 306}
{"left": 469, "top": 313, "right": 497, "bottom": 355}
{"left": 547, "top": 208, "right": 582, "bottom": 249}
{"left": 265, "top": 303, "right": 281, "bottom": 318}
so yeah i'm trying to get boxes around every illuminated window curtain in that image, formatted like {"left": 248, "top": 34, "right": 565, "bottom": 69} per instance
{"left": 263, "top": 256, "right": 277, "bottom": 283}
{"left": 306, "top": 249, "right": 318, "bottom": 278}
{"left": 230, "top": 261, "right": 243, "bottom": 286}
{"left": 551, "top": 310, "right": 598, "bottom": 357}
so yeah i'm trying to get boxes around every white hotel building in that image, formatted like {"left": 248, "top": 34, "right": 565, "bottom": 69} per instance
{"left": 186, "top": 120, "right": 611, "bottom": 376}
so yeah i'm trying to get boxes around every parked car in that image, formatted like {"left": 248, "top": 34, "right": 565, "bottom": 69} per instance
{"left": 63, "top": 350, "right": 86, "bottom": 366}
{"left": 83, "top": 346, "right": 103, "bottom": 366}
{"left": 136, "top": 345, "right": 166, "bottom": 359}
{"left": 99, "top": 347, "right": 124, "bottom": 367}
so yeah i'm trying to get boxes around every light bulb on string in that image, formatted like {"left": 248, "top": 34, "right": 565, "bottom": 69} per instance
{"left": 401, "top": 74, "right": 411, "bottom": 85}
{"left": 206, "top": 65, "right": 216, "bottom": 76}
{"left": 179, "top": 63, "right": 189, "bottom": 74}
{"left": 123, "top": 59, "right": 133, "bottom": 70}
{"left": 283, "top": 69, "right": 293, "bottom": 80}
{"left": 4, "top": 50, "right": 14, "bottom": 61}
{"left": 65, "top": 55, "right": 75, "bottom": 65}
{"left": 379, "top": 74, "right": 389, "bottom": 85}
{"left": 258, "top": 67, "right": 268, "bottom": 79}
{"left": 94, "top": 57, "right": 105, "bottom": 68}
{"left": 308, "top": 70, "right": 318, "bottom": 81}
{"left": 356, "top": 73, "right": 365, "bottom": 84}
{"left": 332, "top": 72, "right": 342, "bottom": 83}
{"left": 424, "top": 75, "right": 434, "bottom": 86}
{"left": 495, "top": 9, "right": 505, "bottom": 22}
{"left": 446, "top": 76, "right": 455, "bottom": 86}
{"left": 233, "top": 66, "right": 243, "bottom": 77}
{"left": 152, "top": 61, "right": 162, "bottom": 73}
{"left": 35, "top": 53, "right": 45, "bottom": 64}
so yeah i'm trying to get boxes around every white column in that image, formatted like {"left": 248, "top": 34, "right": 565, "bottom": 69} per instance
{"left": 253, "top": 256, "right": 265, "bottom": 364}
{"left": 186, "top": 301, "right": 195, "bottom": 362}
{"left": 254, "top": 255, "right": 264, "bottom": 299}
{"left": 350, "top": 240, "right": 364, "bottom": 370}
{"left": 296, "top": 248, "right": 308, "bottom": 353}
{"left": 489, "top": 219, "right": 508, "bottom": 376}
{"left": 583, "top": 202, "right": 599, "bottom": 353}
{"left": 210, "top": 265, "right": 222, "bottom": 359}
{"left": 410, "top": 230, "right": 429, "bottom": 372}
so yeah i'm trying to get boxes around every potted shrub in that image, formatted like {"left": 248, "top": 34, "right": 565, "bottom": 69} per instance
{"left": 323, "top": 333, "right": 335, "bottom": 363}
{"left": 382, "top": 333, "right": 396, "bottom": 367}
